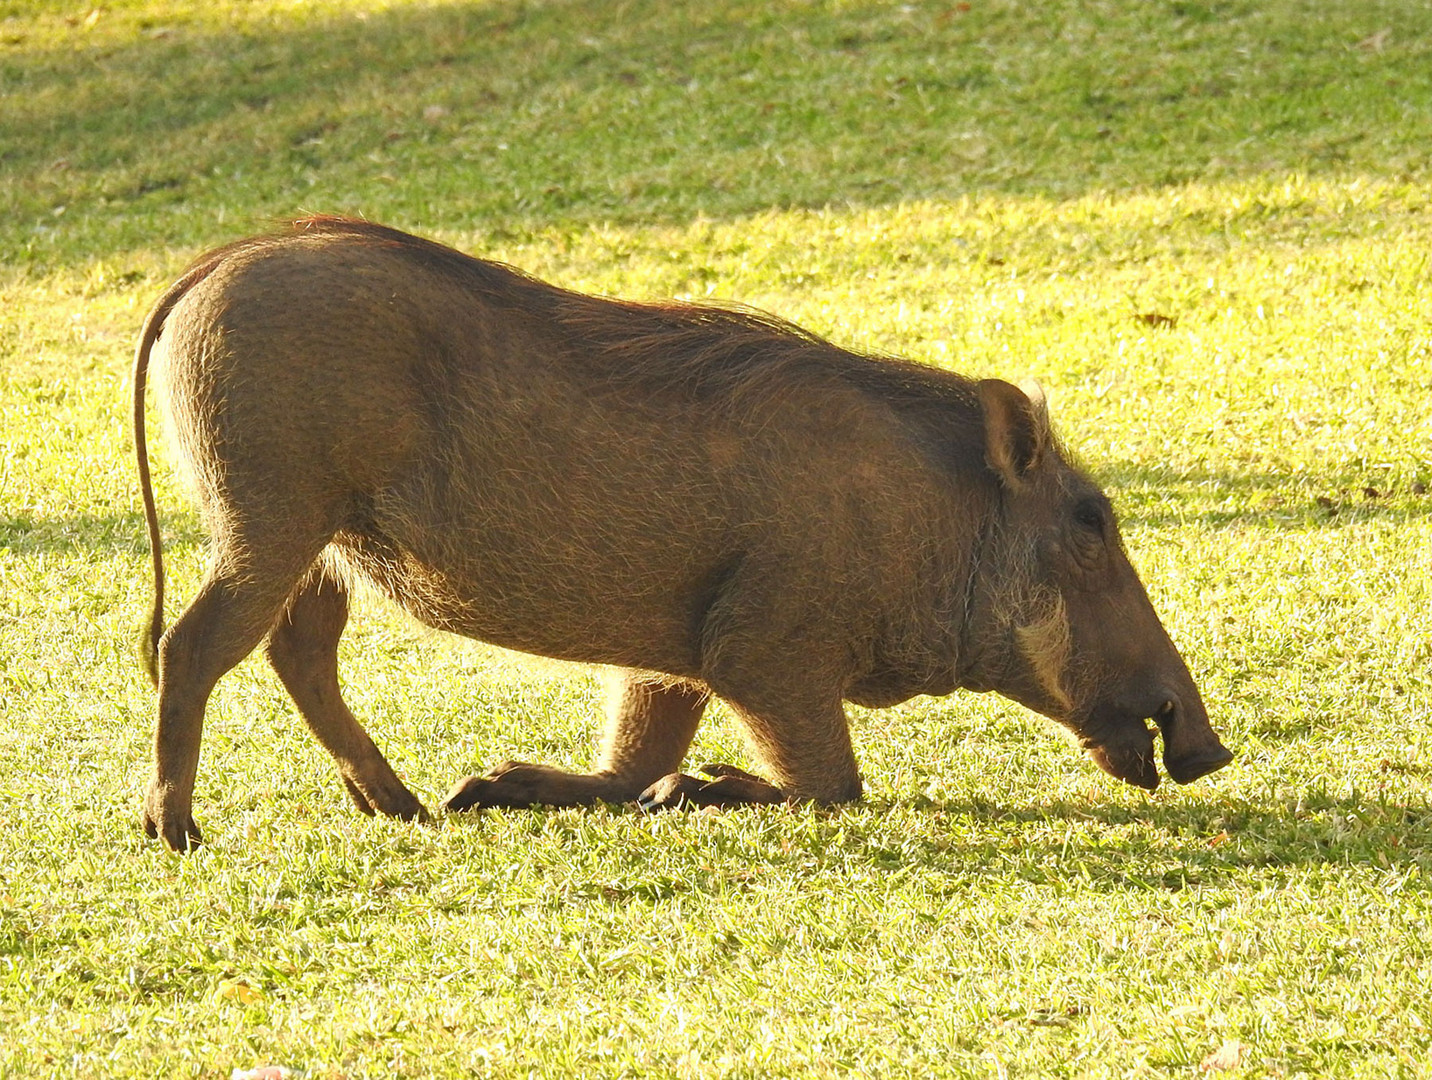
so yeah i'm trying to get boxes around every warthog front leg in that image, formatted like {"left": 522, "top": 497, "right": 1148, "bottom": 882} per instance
{"left": 636, "top": 697, "right": 864, "bottom": 811}
{"left": 266, "top": 565, "right": 428, "bottom": 823}
{"left": 642, "top": 602, "right": 867, "bottom": 812}
{"left": 440, "top": 672, "right": 708, "bottom": 811}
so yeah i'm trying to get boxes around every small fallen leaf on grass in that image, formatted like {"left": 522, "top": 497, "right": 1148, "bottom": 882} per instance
{"left": 1200, "top": 1039, "right": 1247, "bottom": 1071}
{"left": 1207, "top": 830, "right": 1231, "bottom": 847}
{"left": 1356, "top": 29, "right": 1391, "bottom": 53}
{"left": 1135, "top": 311, "right": 1177, "bottom": 329}
{"left": 214, "top": 978, "right": 264, "bottom": 1005}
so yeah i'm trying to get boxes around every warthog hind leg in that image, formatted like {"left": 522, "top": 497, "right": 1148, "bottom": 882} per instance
{"left": 144, "top": 543, "right": 325, "bottom": 851}
{"left": 441, "top": 672, "right": 708, "bottom": 811}
{"left": 266, "top": 563, "right": 428, "bottom": 823}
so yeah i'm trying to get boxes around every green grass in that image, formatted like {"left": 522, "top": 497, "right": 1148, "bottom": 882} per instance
{"left": 3, "top": 0, "right": 1432, "bottom": 1076}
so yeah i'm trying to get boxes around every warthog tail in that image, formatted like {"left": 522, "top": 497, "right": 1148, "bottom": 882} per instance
{"left": 132, "top": 251, "right": 238, "bottom": 686}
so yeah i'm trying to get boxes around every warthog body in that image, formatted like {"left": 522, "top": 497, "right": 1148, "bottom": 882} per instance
{"left": 134, "top": 217, "right": 1231, "bottom": 850}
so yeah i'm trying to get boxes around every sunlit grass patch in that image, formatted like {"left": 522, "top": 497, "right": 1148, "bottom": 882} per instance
{"left": 3, "top": 0, "right": 1432, "bottom": 1076}
{"left": 6, "top": 182, "right": 1430, "bottom": 1077}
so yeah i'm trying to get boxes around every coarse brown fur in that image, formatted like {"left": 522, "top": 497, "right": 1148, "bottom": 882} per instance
{"left": 133, "top": 217, "right": 1231, "bottom": 851}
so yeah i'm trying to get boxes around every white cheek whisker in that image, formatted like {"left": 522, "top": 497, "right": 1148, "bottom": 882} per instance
{"left": 1014, "top": 590, "right": 1074, "bottom": 714}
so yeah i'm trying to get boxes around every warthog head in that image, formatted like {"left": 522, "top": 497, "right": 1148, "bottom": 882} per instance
{"left": 963, "top": 379, "right": 1233, "bottom": 790}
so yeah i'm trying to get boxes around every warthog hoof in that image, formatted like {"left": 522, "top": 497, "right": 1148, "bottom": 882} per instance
{"left": 439, "top": 764, "right": 533, "bottom": 812}
{"left": 439, "top": 760, "right": 608, "bottom": 811}
{"left": 141, "top": 793, "right": 203, "bottom": 852}
{"left": 339, "top": 775, "right": 430, "bottom": 822}
{"left": 637, "top": 764, "right": 786, "bottom": 811}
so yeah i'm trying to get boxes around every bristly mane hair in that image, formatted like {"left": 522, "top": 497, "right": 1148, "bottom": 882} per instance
{"left": 286, "top": 215, "right": 983, "bottom": 425}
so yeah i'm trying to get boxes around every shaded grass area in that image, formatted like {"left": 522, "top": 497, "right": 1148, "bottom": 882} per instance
{"left": 3, "top": 0, "right": 1432, "bottom": 1077}
{"left": 4, "top": 0, "right": 1432, "bottom": 267}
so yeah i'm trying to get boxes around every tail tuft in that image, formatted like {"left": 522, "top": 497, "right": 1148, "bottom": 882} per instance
{"left": 137, "top": 620, "right": 159, "bottom": 687}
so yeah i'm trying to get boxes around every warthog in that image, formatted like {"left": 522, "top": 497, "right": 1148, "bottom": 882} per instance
{"left": 133, "top": 217, "right": 1231, "bottom": 851}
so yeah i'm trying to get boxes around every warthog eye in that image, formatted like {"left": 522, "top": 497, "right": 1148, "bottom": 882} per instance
{"left": 1073, "top": 499, "right": 1105, "bottom": 535}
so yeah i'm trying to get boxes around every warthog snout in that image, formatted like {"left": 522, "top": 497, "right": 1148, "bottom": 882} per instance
{"left": 1154, "top": 696, "right": 1235, "bottom": 785}
{"left": 1084, "top": 690, "right": 1233, "bottom": 792}
{"left": 1084, "top": 721, "right": 1160, "bottom": 790}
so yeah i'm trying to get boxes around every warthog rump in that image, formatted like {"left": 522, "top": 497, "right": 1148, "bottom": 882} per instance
{"left": 133, "top": 217, "right": 1231, "bottom": 851}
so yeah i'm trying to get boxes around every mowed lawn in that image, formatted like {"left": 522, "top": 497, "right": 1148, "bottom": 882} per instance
{"left": 2, "top": 1, "right": 1431, "bottom": 1076}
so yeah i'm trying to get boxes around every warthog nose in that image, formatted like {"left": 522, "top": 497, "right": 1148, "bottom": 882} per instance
{"left": 1165, "top": 742, "right": 1235, "bottom": 784}
{"left": 1154, "top": 695, "right": 1234, "bottom": 784}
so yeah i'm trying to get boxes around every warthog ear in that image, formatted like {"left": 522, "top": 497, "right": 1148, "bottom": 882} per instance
{"left": 978, "top": 378, "right": 1049, "bottom": 484}
{"left": 1017, "top": 378, "right": 1050, "bottom": 431}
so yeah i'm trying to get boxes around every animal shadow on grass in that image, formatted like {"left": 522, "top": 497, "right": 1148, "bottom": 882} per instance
{"left": 864, "top": 793, "right": 1432, "bottom": 891}
{"left": 442, "top": 791, "right": 1432, "bottom": 904}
